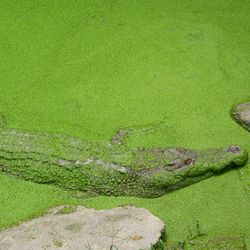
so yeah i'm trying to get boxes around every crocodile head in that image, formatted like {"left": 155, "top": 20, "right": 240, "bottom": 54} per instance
{"left": 134, "top": 145, "right": 248, "bottom": 193}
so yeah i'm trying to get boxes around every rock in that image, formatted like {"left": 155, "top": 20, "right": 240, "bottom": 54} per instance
{"left": 0, "top": 205, "right": 165, "bottom": 250}
{"left": 232, "top": 102, "right": 250, "bottom": 131}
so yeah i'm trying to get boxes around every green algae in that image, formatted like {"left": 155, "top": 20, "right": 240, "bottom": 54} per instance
{"left": 185, "top": 233, "right": 247, "bottom": 250}
{"left": 56, "top": 206, "right": 77, "bottom": 215}
{"left": 0, "top": 0, "right": 250, "bottom": 247}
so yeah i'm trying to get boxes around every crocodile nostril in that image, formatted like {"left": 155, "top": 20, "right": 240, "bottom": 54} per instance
{"left": 226, "top": 145, "right": 242, "bottom": 154}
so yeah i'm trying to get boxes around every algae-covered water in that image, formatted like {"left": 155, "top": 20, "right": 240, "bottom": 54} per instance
{"left": 0, "top": 0, "right": 249, "bottom": 247}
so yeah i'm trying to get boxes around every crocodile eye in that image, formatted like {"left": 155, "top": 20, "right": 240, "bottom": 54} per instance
{"left": 182, "top": 157, "right": 194, "bottom": 165}
{"left": 226, "top": 145, "right": 241, "bottom": 154}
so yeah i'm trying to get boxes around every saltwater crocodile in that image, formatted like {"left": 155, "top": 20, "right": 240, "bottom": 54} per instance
{"left": 0, "top": 127, "right": 247, "bottom": 198}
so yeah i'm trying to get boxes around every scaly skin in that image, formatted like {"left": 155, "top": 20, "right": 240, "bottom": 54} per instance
{"left": 0, "top": 129, "right": 248, "bottom": 198}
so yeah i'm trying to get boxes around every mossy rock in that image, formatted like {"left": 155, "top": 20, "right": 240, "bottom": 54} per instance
{"left": 231, "top": 101, "right": 250, "bottom": 131}
{"left": 56, "top": 205, "right": 77, "bottom": 215}
{"left": 0, "top": 205, "right": 165, "bottom": 250}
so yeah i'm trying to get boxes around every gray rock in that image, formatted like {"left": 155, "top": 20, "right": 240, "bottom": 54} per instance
{"left": 232, "top": 102, "right": 250, "bottom": 130}
{"left": 0, "top": 206, "right": 165, "bottom": 250}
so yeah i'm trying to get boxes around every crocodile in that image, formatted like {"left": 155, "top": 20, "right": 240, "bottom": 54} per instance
{"left": 0, "top": 128, "right": 247, "bottom": 198}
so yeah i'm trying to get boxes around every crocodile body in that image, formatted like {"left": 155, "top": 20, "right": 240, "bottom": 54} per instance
{"left": 0, "top": 128, "right": 247, "bottom": 198}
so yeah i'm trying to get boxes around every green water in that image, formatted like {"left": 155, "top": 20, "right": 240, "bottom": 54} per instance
{"left": 0, "top": 0, "right": 249, "bottom": 246}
